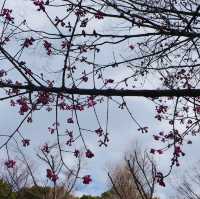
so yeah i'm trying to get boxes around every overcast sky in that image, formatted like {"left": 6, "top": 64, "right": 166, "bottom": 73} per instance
{"left": 1, "top": 1, "right": 200, "bottom": 198}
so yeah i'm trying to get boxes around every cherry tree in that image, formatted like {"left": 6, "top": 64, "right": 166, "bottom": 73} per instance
{"left": 1, "top": 0, "right": 200, "bottom": 188}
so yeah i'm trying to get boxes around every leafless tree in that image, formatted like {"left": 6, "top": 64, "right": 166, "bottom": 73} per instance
{"left": 0, "top": 144, "right": 82, "bottom": 199}
{"left": 175, "top": 162, "right": 200, "bottom": 199}
{"left": 107, "top": 149, "right": 158, "bottom": 199}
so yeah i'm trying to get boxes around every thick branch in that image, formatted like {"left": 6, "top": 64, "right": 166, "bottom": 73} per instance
{"left": 1, "top": 83, "right": 200, "bottom": 97}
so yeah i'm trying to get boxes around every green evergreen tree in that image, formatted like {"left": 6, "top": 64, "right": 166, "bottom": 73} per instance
{"left": 0, "top": 179, "right": 16, "bottom": 199}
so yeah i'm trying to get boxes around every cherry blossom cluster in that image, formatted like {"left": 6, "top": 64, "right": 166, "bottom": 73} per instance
{"left": 5, "top": 160, "right": 16, "bottom": 168}
{"left": 171, "top": 146, "right": 185, "bottom": 167}
{"left": 75, "top": 8, "right": 86, "bottom": 17}
{"left": 0, "top": 8, "right": 14, "bottom": 22}
{"left": 46, "top": 169, "right": 59, "bottom": 182}
{"left": 17, "top": 97, "right": 29, "bottom": 115}
{"left": 22, "top": 139, "right": 30, "bottom": 147}
{"left": 156, "top": 172, "right": 165, "bottom": 187}
{"left": 42, "top": 143, "right": 50, "bottom": 153}
{"left": 23, "top": 37, "right": 35, "bottom": 48}
{"left": 94, "top": 11, "right": 104, "bottom": 19}
{"left": 82, "top": 175, "right": 92, "bottom": 184}
{"left": 43, "top": 40, "right": 52, "bottom": 55}
{"left": 33, "top": 0, "right": 45, "bottom": 12}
